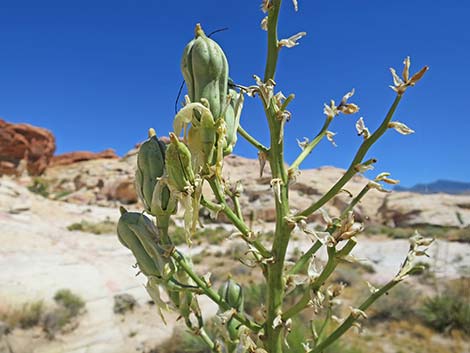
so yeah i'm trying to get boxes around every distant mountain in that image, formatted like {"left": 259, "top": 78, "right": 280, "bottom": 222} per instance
{"left": 395, "top": 180, "right": 470, "bottom": 195}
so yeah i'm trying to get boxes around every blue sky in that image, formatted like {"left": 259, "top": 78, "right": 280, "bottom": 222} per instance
{"left": 0, "top": 0, "right": 468, "bottom": 186}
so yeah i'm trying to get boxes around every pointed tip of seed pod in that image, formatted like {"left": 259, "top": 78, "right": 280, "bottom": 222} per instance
{"left": 169, "top": 132, "right": 178, "bottom": 143}
{"left": 195, "top": 23, "right": 205, "bottom": 38}
{"left": 119, "top": 206, "right": 128, "bottom": 215}
{"left": 148, "top": 128, "right": 156, "bottom": 138}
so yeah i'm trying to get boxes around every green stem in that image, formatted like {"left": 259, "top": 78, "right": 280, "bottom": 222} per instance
{"left": 283, "top": 239, "right": 356, "bottom": 320}
{"left": 265, "top": 100, "right": 292, "bottom": 353}
{"left": 309, "top": 280, "right": 398, "bottom": 353}
{"left": 238, "top": 125, "right": 269, "bottom": 153}
{"left": 340, "top": 184, "right": 371, "bottom": 217}
{"left": 316, "top": 307, "right": 332, "bottom": 344}
{"left": 156, "top": 214, "right": 172, "bottom": 246}
{"left": 198, "top": 327, "right": 218, "bottom": 352}
{"left": 172, "top": 250, "right": 262, "bottom": 332}
{"left": 208, "top": 177, "right": 271, "bottom": 258}
{"left": 296, "top": 95, "right": 402, "bottom": 218}
{"left": 232, "top": 194, "right": 244, "bottom": 221}
{"left": 288, "top": 240, "right": 322, "bottom": 275}
{"left": 264, "top": 0, "right": 282, "bottom": 82}
{"left": 289, "top": 118, "right": 332, "bottom": 172}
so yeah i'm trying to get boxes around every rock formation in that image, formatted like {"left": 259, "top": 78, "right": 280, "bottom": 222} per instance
{"left": 0, "top": 119, "right": 55, "bottom": 176}
{"left": 51, "top": 149, "right": 118, "bottom": 166}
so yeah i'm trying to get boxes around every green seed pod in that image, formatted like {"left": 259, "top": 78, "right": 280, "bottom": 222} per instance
{"left": 117, "top": 211, "right": 161, "bottom": 278}
{"left": 150, "top": 179, "right": 177, "bottom": 219}
{"left": 135, "top": 128, "right": 166, "bottom": 212}
{"left": 181, "top": 23, "right": 229, "bottom": 120}
{"left": 165, "top": 133, "right": 195, "bottom": 193}
{"left": 218, "top": 278, "right": 244, "bottom": 312}
{"left": 117, "top": 209, "right": 175, "bottom": 280}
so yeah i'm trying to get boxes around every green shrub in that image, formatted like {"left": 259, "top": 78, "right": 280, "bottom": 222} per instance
{"left": 419, "top": 283, "right": 470, "bottom": 334}
{"left": 67, "top": 218, "right": 116, "bottom": 235}
{"left": 27, "top": 178, "right": 50, "bottom": 198}
{"left": 54, "top": 289, "right": 85, "bottom": 316}
{"left": 18, "top": 301, "right": 45, "bottom": 328}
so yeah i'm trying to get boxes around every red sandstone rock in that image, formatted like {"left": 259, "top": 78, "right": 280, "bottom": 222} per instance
{"left": 0, "top": 119, "right": 56, "bottom": 176}
{"left": 50, "top": 149, "right": 119, "bottom": 166}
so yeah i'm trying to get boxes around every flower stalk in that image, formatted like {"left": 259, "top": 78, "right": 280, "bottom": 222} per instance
{"left": 115, "top": 2, "right": 429, "bottom": 352}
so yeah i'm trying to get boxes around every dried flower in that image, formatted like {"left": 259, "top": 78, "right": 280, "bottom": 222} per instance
{"left": 355, "top": 117, "right": 370, "bottom": 139}
{"left": 261, "top": 16, "right": 268, "bottom": 31}
{"left": 389, "top": 121, "right": 415, "bottom": 135}
{"left": 338, "top": 89, "right": 360, "bottom": 115}
{"left": 390, "top": 56, "right": 429, "bottom": 95}
{"left": 323, "top": 89, "right": 359, "bottom": 119}
{"left": 292, "top": 0, "right": 299, "bottom": 11}
{"left": 367, "top": 180, "right": 390, "bottom": 193}
{"left": 375, "top": 172, "right": 400, "bottom": 185}
{"left": 279, "top": 32, "right": 307, "bottom": 48}
{"left": 297, "top": 137, "right": 309, "bottom": 150}
{"left": 323, "top": 100, "right": 338, "bottom": 119}
{"left": 325, "top": 130, "right": 337, "bottom": 147}
{"left": 270, "top": 178, "right": 284, "bottom": 203}
{"left": 272, "top": 314, "right": 283, "bottom": 329}
{"left": 349, "top": 306, "right": 368, "bottom": 320}
{"left": 261, "top": 0, "right": 272, "bottom": 13}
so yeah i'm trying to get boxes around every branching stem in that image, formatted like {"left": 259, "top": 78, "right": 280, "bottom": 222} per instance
{"left": 289, "top": 117, "right": 332, "bottom": 172}
{"left": 172, "top": 250, "right": 263, "bottom": 332}
{"left": 208, "top": 177, "right": 271, "bottom": 258}
{"left": 309, "top": 279, "right": 398, "bottom": 353}
{"left": 296, "top": 95, "right": 402, "bottom": 218}
{"left": 238, "top": 125, "right": 269, "bottom": 153}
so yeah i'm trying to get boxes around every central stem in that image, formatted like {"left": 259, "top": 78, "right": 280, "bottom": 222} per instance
{"left": 262, "top": 2, "right": 290, "bottom": 352}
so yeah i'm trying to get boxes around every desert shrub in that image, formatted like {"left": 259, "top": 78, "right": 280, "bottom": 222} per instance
{"left": 0, "top": 290, "right": 84, "bottom": 337}
{"left": 419, "top": 280, "right": 470, "bottom": 334}
{"left": 19, "top": 301, "right": 45, "bottom": 328}
{"left": 67, "top": 218, "right": 116, "bottom": 235}
{"left": 113, "top": 293, "right": 137, "bottom": 314}
{"left": 447, "top": 227, "right": 470, "bottom": 243}
{"left": 27, "top": 178, "right": 50, "bottom": 197}
{"left": 0, "top": 300, "right": 44, "bottom": 329}
{"left": 54, "top": 289, "right": 85, "bottom": 316}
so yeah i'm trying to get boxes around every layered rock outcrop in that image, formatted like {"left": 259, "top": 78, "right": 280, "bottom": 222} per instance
{"left": 51, "top": 149, "right": 118, "bottom": 166}
{"left": 0, "top": 119, "right": 55, "bottom": 176}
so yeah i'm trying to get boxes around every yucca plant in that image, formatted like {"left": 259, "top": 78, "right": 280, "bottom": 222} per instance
{"left": 116, "top": 1, "right": 432, "bottom": 352}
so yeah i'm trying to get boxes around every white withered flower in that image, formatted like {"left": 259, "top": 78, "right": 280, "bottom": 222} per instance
{"left": 325, "top": 131, "right": 337, "bottom": 147}
{"left": 261, "top": 16, "right": 268, "bottom": 31}
{"left": 355, "top": 117, "right": 370, "bottom": 139}
{"left": 389, "top": 121, "right": 415, "bottom": 135}
{"left": 279, "top": 31, "right": 307, "bottom": 48}
{"left": 390, "top": 56, "right": 429, "bottom": 95}
{"left": 338, "top": 89, "right": 360, "bottom": 115}
{"left": 292, "top": 0, "right": 299, "bottom": 11}
{"left": 261, "top": 0, "right": 272, "bottom": 13}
